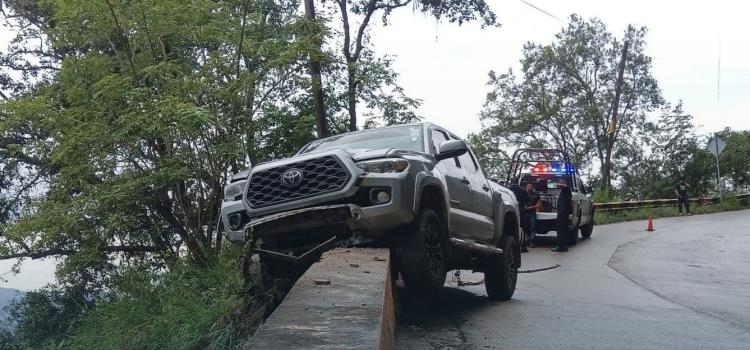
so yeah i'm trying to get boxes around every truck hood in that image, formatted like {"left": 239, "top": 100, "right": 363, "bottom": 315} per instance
{"left": 237, "top": 148, "right": 424, "bottom": 180}
{"left": 345, "top": 148, "right": 425, "bottom": 161}
{"left": 299, "top": 148, "right": 424, "bottom": 162}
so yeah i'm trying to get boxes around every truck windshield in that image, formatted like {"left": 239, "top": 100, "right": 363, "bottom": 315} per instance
{"left": 300, "top": 125, "right": 424, "bottom": 153}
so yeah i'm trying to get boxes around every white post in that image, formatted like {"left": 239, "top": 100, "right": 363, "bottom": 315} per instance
{"left": 714, "top": 134, "right": 722, "bottom": 203}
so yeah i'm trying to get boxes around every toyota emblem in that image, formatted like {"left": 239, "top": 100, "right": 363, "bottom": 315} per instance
{"left": 280, "top": 168, "right": 304, "bottom": 187}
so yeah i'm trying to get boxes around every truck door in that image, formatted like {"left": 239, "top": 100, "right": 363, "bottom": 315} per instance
{"left": 577, "top": 178, "right": 593, "bottom": 225}
{"left": 431, "top": 128, "right": 473, "bottom": 236}
{"left": 457, "top": 149, "right": 495, "bottom": 241}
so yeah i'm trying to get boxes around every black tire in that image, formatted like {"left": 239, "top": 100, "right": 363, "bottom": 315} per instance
{"left": 396, "top": 208, "right": 449, "bottom": 291}
{"left": 568, "top": 224, "right": 579, "bottom": 246}
{"left": 580, "top": 223, "right": 594, "bottom": 239}
{"left": 484, "top": 235, "right": 519, "bottom": 301}
{"left": 568, "top": 211, "right": 581, "bottom": 245}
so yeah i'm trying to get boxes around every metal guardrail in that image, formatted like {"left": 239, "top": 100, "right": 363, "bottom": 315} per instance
{"left": 594, "top": 193, "right": 750, "bottom": 212}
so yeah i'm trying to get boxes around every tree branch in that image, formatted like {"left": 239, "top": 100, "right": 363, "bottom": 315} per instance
{"left": 0, "top": 245, "right": 165, "bottom": 260}
{"left": 337, "top": 0, "right": 352, "bottom": 61}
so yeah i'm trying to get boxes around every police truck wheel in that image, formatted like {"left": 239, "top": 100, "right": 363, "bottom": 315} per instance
{"left": 484, "top": 235, "right": 519, "bottom": 301}
{"left": 580, "top": 223, "right": 594, "bottom": 239}
{"left": 568, "top": 225, "right": 579, "bottom": 246}
{"left": 397, "top": 208, "right": 449, "bottom": 291}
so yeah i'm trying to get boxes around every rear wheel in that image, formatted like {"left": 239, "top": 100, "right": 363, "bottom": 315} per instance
{"left": 580, "top": 223, "right": 594, "bottom": 239}
{"left": 397, "top": 208, "right": 449, "bottom": 291}
{"left": 568, "top": 224, "right": 579, "bottom": 245}
{"left": 568, "top": 212, "right": 580, "bottom": 245}
{"left": 484, "top": 235, "right": 519, "bottom": 301}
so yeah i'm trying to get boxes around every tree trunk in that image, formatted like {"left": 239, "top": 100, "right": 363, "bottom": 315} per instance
{"left": 304, "top": 0, "right": 329, "bottom": 138}
{"left": 601, "top": 41, "right": 629, "bottom": 191}
{"left": 347, "top": 62, "right": 357, "bottom": 131}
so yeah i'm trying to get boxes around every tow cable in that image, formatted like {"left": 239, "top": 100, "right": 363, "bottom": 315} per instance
{"left": 454, "top": 264, "right": 562, "bottom": 286}
{"left": 519, "top": 264, "right": 561, "bottom": 273}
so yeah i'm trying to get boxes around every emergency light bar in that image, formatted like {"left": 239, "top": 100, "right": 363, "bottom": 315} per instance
{"left": 530, "top": 162, "right": 574, "bottom": 174}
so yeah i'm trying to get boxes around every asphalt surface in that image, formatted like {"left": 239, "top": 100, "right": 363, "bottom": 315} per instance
{"left": 395, "top": 209, "right": 750, "bottom": 349}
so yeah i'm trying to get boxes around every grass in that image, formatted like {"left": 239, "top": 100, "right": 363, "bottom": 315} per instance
{"left": 594, "top": 196, "right": 749, "bottom": 225}
{"left": 62, "top": 246, "right": 264, "bottom": 350}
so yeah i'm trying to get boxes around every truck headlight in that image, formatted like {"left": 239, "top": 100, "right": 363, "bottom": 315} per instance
{"left": 356, "top": 159, "right": 409, "bottom": 173}
{"left": 223, "top": 180, "right": 246, "bottom": 201}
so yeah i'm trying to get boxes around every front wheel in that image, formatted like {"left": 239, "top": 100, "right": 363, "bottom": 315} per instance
{"left": 396, "top": 208, "right": 449, "bottom": 292}
{"left": 484, "top": 235, "right": 519, "bottom": 301}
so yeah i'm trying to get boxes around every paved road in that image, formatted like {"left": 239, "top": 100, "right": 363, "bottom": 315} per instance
{"left": 395, "top": 209, "right": 750, "bottom": 349}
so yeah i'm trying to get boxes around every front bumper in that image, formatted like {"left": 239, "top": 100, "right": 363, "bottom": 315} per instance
{"left": 221, "top": 169, "right": 416, "bottom": 243}
{"left": 245, "top": 204, "right": 366, "bottom": 239}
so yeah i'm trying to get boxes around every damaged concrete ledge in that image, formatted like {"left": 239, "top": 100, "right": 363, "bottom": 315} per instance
{"left": 246, "top": 248, "right": 395, "bottom": 350}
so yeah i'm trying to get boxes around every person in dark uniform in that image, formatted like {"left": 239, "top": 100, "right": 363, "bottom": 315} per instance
{"left": 674, "top": 179, "right": 692, "bottom": 216}
{"left": 552, "top": 178, "right": 573, "bottom": 252}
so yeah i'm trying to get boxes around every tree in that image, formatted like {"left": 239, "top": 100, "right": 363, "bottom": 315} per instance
{"left": 0, "top": 0, "right": 320, "bottom": 270}
{"left": 479, "top": 15, "right": 663, "bottom": 190}
{"left": 466, "top": 131, "right": 509, "bottom": 180}
{"left": 717, "top": 128, "right": 750, "bottom": 191}
{"left": 616, "top": 102, "right": 714, "bottom": 199}
{"left": 328, "top": 0, "right": 498, "bottom": 131}
{"left": 0, "top": 1, "right": 324, "bottom": 345}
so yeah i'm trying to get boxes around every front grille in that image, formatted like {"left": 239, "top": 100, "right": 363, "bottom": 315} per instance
{"left": 246, "top": 156, "right": 350, "bottom": 208}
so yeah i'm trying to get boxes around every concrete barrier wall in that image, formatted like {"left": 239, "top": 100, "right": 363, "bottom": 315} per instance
{"left": 247, "top": 248, "right": 395, "bottom": 350}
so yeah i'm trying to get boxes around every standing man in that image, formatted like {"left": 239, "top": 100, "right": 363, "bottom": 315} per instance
{"left": 525, "top": 183, "right": 542, "bottom": 248}
{"left": 675, "top": 179, "right": 692, "bottom": 216}
{"left": 552, "top": 178, "right": 573, "bottom": 252}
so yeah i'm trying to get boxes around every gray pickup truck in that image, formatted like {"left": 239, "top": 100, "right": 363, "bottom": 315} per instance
{"left": 221, "top": 123, "right": 522, "bottom": 299}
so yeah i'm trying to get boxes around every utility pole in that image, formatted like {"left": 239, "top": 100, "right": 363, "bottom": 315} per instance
{"left": 304, "top": 0, "right": 329, "bottom": 138}
{"left": 715, "top": 137, "right": 722, "bottom": 202}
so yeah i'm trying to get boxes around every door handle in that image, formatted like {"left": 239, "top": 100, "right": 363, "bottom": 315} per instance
{"left": 450, "top": 199, "right": 461, "bottom": 206}
{"left": 461, "top": 177, "right": 470, "bottom": 185}
{"left": 482, "top": 184, "right": 490, "bottom": 191}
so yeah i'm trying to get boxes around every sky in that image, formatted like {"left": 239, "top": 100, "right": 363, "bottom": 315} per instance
{"left": 0, "top": 258, "right": 56, "bottom": 291}
{"left": 2, "top": 0, "right": 750, "bottom": 290}
{"left": 369, "top": 0, "right": 750, "bottom": 138}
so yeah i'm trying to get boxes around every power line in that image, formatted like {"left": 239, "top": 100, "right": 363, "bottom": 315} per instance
{"left": 519, "top": 0, "right": 562, "bottom": 22}
{"left": 717, "top": 37, "right": 721, "bottom": 102}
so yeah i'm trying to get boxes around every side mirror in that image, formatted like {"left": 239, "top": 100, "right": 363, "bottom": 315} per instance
{"left": 436, "top": 140, "right": 468, "bottom": 161}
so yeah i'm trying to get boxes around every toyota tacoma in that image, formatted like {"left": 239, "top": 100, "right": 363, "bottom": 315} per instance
{"left": 221, "top": 123, "right": 522, "bottom": 299}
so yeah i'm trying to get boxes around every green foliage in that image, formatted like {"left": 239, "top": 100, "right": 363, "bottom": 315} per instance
{"left": 616, "top": 102, "right": 716, "bottom": 199}
{"left": 1, "top": 0, "right": 318, "bottom": 266}
{"left": 4, "top": 284, "right": 92, "bottom": 349}
{"left": 592, "top": 188, "right": 620, "bottom": 203}
{"left": 717, "top": 129, "right": 750, "bottom": 190}
{"left": 5, "top": 247, "right": 249, "bottom": 350}
{"left": 466, "top": 131, "right": 508, "bottom": 180}
{"left": 64, "top": 249, "right": 247, "bottom": 350}
{"left": 0, "top": 1, "right": 321, "bottom": 347}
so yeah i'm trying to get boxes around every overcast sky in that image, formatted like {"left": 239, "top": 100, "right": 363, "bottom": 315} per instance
{"left": 370, "top": 0, "right": 750, "bottom": 138}
{"left": 2, "top": 0, "right": 749, "bottom": 290}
